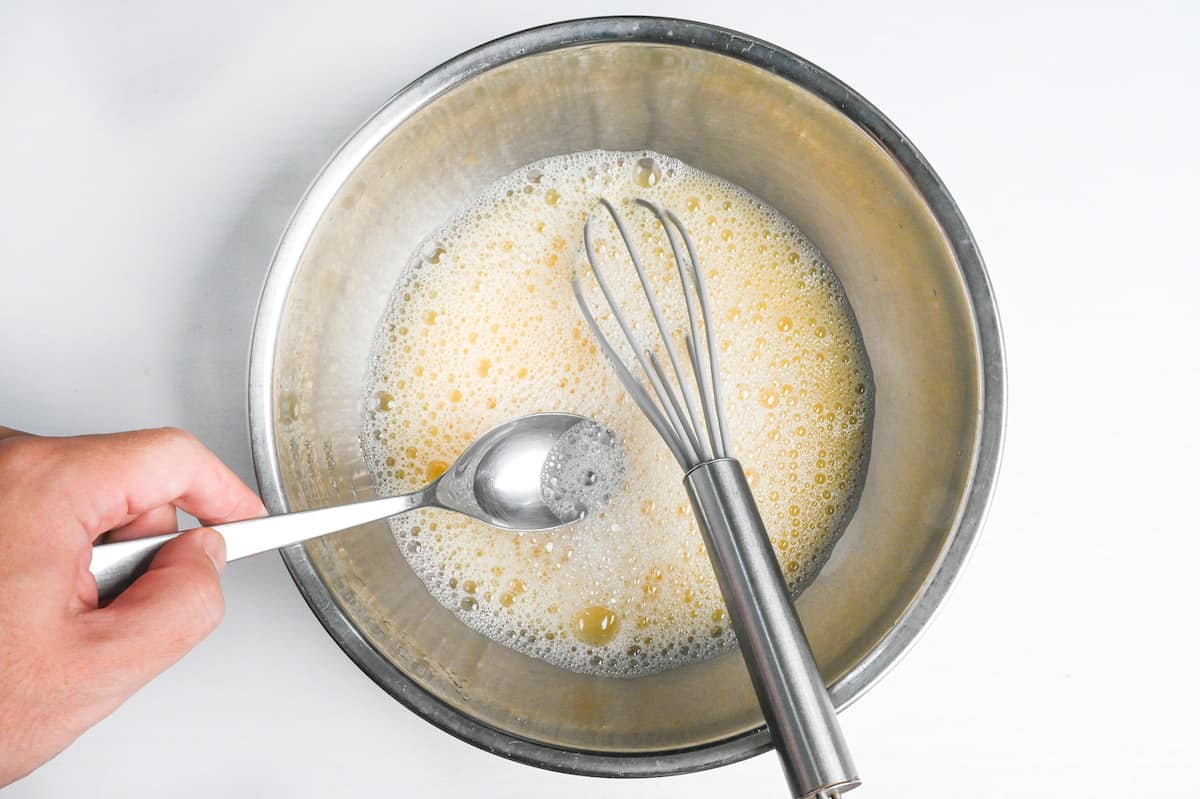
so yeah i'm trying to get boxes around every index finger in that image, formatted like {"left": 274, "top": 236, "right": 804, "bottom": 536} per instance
{"left": 52, "top": 428, "right": 266, "bottom": 539}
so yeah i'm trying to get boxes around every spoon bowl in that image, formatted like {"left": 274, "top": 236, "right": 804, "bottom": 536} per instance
{"left": 433, "top": 412, "right": 587, "bottom": 531}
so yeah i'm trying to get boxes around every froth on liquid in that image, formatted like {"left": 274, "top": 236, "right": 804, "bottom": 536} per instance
{"left": 362, "top": 150, "right": 872, "bottom": 677}
{"left": 540, "top": 420, "right": 626, "bottom": 524}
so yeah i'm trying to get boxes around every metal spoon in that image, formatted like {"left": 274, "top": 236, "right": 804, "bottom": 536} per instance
{"left": 90, "top": 412, "right": 602, "bottom": 603}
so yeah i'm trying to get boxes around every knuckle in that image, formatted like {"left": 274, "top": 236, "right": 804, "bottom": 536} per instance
{"left": 151, "top": 426, "right": 198, "bottom": 450}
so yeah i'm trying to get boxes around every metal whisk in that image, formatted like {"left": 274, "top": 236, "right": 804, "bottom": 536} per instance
{"left": 573, "top": 198, "right": 860, "bottom": 799}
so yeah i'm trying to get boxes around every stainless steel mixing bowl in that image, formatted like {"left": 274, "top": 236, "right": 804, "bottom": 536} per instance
{"left": 247, "top": 16, "right": 1005, "bottom": 777}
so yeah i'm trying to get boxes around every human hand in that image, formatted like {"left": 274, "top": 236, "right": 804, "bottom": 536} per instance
{"left": 0, "top": 427, "right": 265, "bottom": 786}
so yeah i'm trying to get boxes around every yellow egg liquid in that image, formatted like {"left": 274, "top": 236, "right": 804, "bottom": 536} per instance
{"left": 362, "top": 150, "right": 872, "bottom": 677}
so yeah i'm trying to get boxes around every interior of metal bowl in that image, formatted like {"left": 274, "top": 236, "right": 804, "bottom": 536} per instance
{"left": 249, "top": 19, "right": 1003, "bottom": 775}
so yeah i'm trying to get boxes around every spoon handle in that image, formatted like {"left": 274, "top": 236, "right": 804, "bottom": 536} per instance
{"left": 89, "top": 486, "right": 436, "bottom": 604}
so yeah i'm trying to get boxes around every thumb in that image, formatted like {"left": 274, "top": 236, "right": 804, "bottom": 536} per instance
{"left": 88, "top": 528, "right": 227, "bottom": 696}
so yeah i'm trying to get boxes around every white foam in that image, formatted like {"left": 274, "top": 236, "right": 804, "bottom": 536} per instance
{"left": 540, "top": 420, "right": 625, "bottom": 523}
{"left": 361, "top": 150, "right": 872, "bottom": 677}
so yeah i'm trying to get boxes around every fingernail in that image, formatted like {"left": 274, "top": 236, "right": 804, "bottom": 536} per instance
{"left": 202, "top": 530, "right": 227, "bottom": 574}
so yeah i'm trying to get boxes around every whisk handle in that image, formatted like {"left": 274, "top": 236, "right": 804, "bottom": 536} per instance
{"left": 685, "top": 458, "right": 859, "bottom": 799}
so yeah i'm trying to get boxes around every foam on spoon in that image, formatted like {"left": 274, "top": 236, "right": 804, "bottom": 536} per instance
{"left": 361, "top": 149, "right": 873, "bottom": 677}
{"left": 540, "top": 419, "right": 626, "bottom": 524}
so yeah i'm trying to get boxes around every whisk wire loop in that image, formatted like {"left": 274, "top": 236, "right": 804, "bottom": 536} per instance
{"left": 596, "top": 199, "right": 711, "bottom": 462}
{"left": 636, "top": 199, "right": 728, "bottom": 460}
{"left": 570, "top": 277, "right": 690, "bottom": 468}
{"left": 578, "top": 198, "right": 732, "bottom": 470}
{"left": 580, "top": 216, "right": 699, "bottom": 465}
{"left": 664, "top": 206, "right": 733, "bottom": 456}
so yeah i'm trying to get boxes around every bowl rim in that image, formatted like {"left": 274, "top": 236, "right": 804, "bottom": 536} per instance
{"left": 246, "top": 15, "right": 1007, "bottom": 778}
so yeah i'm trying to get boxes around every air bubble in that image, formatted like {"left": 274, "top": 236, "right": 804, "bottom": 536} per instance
{"left": 633, "top": 157, "right": 661, "bottom": 188}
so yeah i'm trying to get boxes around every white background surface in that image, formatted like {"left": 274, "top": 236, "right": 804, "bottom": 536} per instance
{"left": 2, "top": 1, "right": 1198, "bottom": 796}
